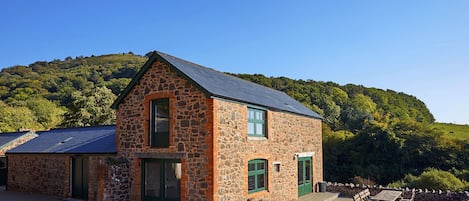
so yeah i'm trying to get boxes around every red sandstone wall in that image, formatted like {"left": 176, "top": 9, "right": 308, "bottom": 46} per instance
{"left": 7, "top": 154, "right": 71, "bottom": 197}
{"left": 115, "top": 60, "right": 214, "bottom": 201}
{"left": 214, "top": 99, "right": 323, "bottom": 201}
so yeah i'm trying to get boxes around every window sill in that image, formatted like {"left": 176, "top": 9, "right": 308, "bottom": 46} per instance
{"left": 248, "top": 136, "right": 268, "bottom": 141}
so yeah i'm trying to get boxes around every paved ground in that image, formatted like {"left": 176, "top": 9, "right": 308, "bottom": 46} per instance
{"left": 0, "top": 186, "right": 83, "bottom": 201}
{"left": 1, "top": 186, "right": 352, "bottom": 201}
{"left": 297, "top": 192, "right": 353, "bottom": 201}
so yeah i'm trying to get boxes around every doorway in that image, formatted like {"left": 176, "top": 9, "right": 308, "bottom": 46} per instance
{"left": 298, "top": 156, "right": 312, "bottom": 197}
{"left": 72, "top": 156, "right": 89, "bottom": 199}
{"left": 143, "top": 159, "right": 181, "bottom": 201}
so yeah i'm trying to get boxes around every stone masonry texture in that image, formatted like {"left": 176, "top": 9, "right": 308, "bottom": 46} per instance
{"left": 7, "top": 154, "right": 113, "bottom": 201}
{"left": 7, "top": 154, "right": 71, "bottom": 197}
{"left": 214, "top": 100, "right": 323, "bottom": 201}
{"left": 114, "top": 57, "right": 323, "bottom": 201}
{"left": 115, "top": 59, "right": 214, "bottom": 201}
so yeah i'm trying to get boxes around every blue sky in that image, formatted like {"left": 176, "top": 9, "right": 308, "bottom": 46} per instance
{"left": 1, "top": 1, "right": 468, "bottom": 124}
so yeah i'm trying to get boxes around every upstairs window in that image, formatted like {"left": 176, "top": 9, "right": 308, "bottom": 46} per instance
{"left": 248, "top": 108, "right": 266, "bottom": 137}
{"left": 248, "top": 159, "right": 267, "bottom": 193}
{"left": 150, "top": 99, "right": 170, "bottom": 147}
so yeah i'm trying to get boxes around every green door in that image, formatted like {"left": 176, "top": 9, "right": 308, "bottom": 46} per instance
{"left": 298, "top": 157, "right": 312, "bottom": 197}
{"left": 143, "top": 159, "right": 181, "bottom": 201}
{"left": 72, "top": 156, "right": 89, "bottom": 199}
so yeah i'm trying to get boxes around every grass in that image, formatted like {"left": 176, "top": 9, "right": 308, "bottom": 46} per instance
{"left": 431, "top": 122, "right": 469, "bottom": 140}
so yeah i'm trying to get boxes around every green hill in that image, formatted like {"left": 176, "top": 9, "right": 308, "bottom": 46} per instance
{"left": 432, "top": 123, "right": 469, "bottom": 140}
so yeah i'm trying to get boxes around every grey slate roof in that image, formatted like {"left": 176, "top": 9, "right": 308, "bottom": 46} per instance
{"left": 7, "top": 125, "right": 116, "bottom": 154}
{"left": 0, "top": 131, "right": 34, "bottom": 149}
{"left": 112, "top": 51, "right": 322, "bottom": 119}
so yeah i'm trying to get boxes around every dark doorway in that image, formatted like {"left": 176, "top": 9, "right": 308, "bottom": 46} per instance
{"left": 72, "top": 156, "right": 89, "bottom": 199}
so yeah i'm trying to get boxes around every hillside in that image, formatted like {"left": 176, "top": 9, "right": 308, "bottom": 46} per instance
{"left": 0, "top": 52, "right": 435, "bottom": 132}
{"left": 0, "top": 52, "right": 467, "bottom": 189}
{"left": 432, "top": 123, "right": 469, "bottom": 140}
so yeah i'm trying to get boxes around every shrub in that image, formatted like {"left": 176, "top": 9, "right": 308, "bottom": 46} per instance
{"left": 410, "top": 168, "right": 465, "bottom": 191}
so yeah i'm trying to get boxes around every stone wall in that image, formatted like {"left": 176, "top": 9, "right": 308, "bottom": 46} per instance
{"left": 7, "top": 154, "right": 113, "bottom": 201}
{"left": 100, "top": 157, "right": 131, "bottom": 201}
{"left": 214, "top": 99, "right": 323, "bottom": 201}
{"left": 7, "top": 154, "right": 70, "bottom": 197}
{"left": 115, "top": 59, "right": 214, "bottom": 201}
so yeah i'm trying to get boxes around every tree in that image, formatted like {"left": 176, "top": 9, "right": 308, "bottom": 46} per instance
{"left": 60, "top": 86, "right": 116, "bottom": 127}
{"left": 26, "top": 98, "right": 66, "bottom": 129}
{"left": 0, "top": 101, "right": 41, "bottom": 132}
{"left": 342, "top": 94, "right": 377, "bottom": 130}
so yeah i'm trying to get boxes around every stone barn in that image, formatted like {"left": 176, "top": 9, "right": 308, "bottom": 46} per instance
{"left": 109, "top": 51, "right": 324, "bottom": 201}
{"left": 7, "top": 125, "right": 116, "bottom": 200}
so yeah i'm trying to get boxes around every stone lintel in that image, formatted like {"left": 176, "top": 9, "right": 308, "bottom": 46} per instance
{"left": 134, "top": 152, "right": 186, "bottom": 159}
{"left": 295, "top": 152, "right": 315, "bottom": 158}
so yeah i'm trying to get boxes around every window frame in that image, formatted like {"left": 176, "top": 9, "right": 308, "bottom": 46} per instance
{"left": 247, "top": 108, "right": 266, "bottom": 137}
{"left": 248, "top": 159, "right": 267, "bottom": 193}
{"left": 150, "top": 98, "right": 170, "bottom": 148}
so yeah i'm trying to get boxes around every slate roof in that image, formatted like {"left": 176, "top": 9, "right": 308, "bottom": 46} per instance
{"left": 112, "top": 51, "right": 322, "bottom": 119}
{"left": 7, "top": 125, "right": 116, "bottom": 154}
{"left": 0, "top": 131, "right": 35, "bottom": 150}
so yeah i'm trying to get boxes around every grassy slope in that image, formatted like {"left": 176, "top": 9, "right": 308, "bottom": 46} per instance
{"left": 432, "top": 123, "right": 469, "bottom": 140}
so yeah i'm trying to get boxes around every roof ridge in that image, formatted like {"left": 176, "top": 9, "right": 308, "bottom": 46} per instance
{"left": 45, "top": 125, "right": 116, "bottom": 132}
{"left": 155, "top": 51, "right": 288, "bottom": 95}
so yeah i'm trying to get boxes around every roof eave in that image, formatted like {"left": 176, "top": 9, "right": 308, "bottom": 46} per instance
{"left": 6, "top": 152, "right": 117, "bottom": 155}
{"left": 210, "top": 95, "right": 323, "bottom": 120}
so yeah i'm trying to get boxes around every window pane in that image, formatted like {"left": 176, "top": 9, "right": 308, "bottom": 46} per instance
{"left": 248, "top": 163, "right": 256, "bottom": 171}
{"left": 256, "top": 123, "right": 263, "bottom": 135}
{"left": 249, "top": 110, "right": 255, "bottom": 119}
{"left": 257, "top": 174, "right": 265, "bottom": 188}
{"left": 248, "top": 122, "right": 255, "bottom": 134}
{"left": 145, "top": 162, "right": 161, "bottom": 197}
{"left": 305, "top": 160, "right": 311, "bottom": 183}
{"left": 298, "top": 161, "right": 304, "bottom": 185}
{"left": 248, "top": 175, "right": 255, "bottom": 190}
{"left": 151, "top": 99, "right": 170, "bottom": 147}
{"left": 256, "top": 112, "right": 263, "bottom": 120}
{"left": 257, "top": 162, "right": 265, "bottom": 170}
{"left": 156, "top": 103, "right": 169, "bottom": 133}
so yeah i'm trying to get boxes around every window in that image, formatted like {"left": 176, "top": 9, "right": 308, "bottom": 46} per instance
{"left": 150, "top": 99, "right": 170, "bottom": 147}
{"left": 248, "top": 159, "right": 267, "bottom": 193}
{"left": 143, "top": 159, "right": 181, "bottom": 200}
{"left": 247, "top": 108, "right": 266, "bottom": 137}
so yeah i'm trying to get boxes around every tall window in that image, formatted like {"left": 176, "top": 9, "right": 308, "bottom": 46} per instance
{"left": 248, "top": 159, "right": 267, "bottom": 193}
{"left": 247, "top": 108, "right": 266, "bottom": 137}
{"left": 150, "top": 99, "right": 169, "bottom": 147}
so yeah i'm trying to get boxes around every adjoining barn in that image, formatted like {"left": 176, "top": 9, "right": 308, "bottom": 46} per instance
{"left": 6, "top": 125, "right": 116, "bottom": 200}
{"left": 0, "top": 130, "right": 37, "bottom": 185}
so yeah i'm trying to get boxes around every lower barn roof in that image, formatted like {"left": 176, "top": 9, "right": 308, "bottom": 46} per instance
{"left": 7, "top": 125, "right": 116, "bottom": 154}
{"left": 0, "top": 131, "right": 32, "bottom": 149}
